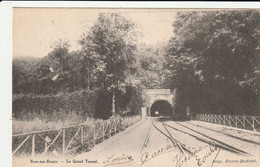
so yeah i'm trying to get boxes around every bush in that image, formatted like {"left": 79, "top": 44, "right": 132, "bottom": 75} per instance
{"left": 13, "top": 87, "right": 144, "bottom": 128}
{"left": 93, "top": 86, "right": 144, "bottom": 119}
{"left": 13, "top": 90, "right": 97, "bottom": 121}
{"left": 94, "top": 89, "right": 112, "bottom": 119}
{"left": 126, "top": 86, "right": 143, "bottom": 115}
{"left": 12, "top": 116, "right": 97, "bottom": 134}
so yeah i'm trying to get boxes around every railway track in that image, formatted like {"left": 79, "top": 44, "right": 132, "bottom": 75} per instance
{"left": 139, "top": 122, "right": 152, "bottom": 153}
{"left": 164, "top": 121, "right": 252, "bottom": 156}
{"left": 140, "top": 118, "right": 253, "bottom": 158}
{"left": 186, "top": 121, "right": 260, "bottom": 145}
{"left": 152, "top": 121, "right": 191, "bottom": 154}
{"left": 174, "top": 121, "right": 260, "bottom": 154}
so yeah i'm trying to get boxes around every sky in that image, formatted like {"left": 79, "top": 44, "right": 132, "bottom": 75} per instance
{"left": 13, "top": 8, "right": 177, "bottom": 58}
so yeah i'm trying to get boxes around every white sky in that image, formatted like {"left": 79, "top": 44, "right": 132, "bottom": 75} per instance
{"left": 13, "top": 8, "right": 177, "bottom": 58}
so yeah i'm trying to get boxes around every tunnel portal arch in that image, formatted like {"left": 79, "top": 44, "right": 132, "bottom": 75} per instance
{"left": 143, "top": 89, "right": 175, "bottom": 117}
{"left": 150, "top": 100, "right": 173, "bottom": 117}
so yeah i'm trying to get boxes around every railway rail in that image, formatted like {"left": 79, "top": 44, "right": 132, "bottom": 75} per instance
{"left": 187, "top": 122, "right": 260, "bottom": 145}
{"left": 140, "top": 117, "right": 255, "bottom": 160}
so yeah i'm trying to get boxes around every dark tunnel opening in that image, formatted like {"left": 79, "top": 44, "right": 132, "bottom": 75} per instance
{"left": 150, "top": 100, "right": 173, "bottom": 117}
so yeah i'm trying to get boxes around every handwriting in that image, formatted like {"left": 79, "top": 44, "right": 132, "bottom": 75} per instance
{"left": 196, "top": 143, "right": 219, "bottom": 166}
{"left": 103, "top": 154, "right": 133, "bottom": 167}
{"left": 173, "top": 142, "right": 220, "bottom": 167}
{"left": 173, "top": 145, "right": 206, "bottom": 167}
{"left": 140, "top": 144, "right": 175, "bottom": 165}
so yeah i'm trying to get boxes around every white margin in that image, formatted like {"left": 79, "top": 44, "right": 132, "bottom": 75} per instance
{"left": 1, "top": 1, "right": 260, "bottom": 167}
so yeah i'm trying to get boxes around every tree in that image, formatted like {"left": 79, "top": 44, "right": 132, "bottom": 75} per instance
{"left": 50, "top": 39, "right": 70, "bottom": 73}
{"left": 12, "top": 57, "right": 40, "bottom": 94}
{"left": 136, "top": 43, "right": 167, "bottom": 89}
{"left": 165, "top": 10, "right": 260, "bottom": 115}
{"left": 79, "top": 13, "right": 139, "bottom": 115}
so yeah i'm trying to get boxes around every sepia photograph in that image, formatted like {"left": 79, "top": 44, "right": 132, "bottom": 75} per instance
{"left": 6, "top": 3, "right": 260, "bottom": 167}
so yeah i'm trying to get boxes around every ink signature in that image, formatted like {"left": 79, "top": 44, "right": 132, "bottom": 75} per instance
{"left": 173, "top": 142, "right": 220, "bottom": 167}
{"left": 140, "top": 142, "right": 220, "bottom": 166}
{"left": 103, "top": 154, "right": 133, "bottom": 167}
{"left": 140, "top": 143, "right": 175, "bottom": 165}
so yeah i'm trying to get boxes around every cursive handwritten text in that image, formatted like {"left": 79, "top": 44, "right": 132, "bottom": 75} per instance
{"left": 103, "top": 154, "right": 133, "bottom": 167}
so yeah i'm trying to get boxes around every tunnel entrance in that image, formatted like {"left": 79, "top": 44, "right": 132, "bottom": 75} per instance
{"left": 150, "top": 100, "right": 173, "bottom": 117}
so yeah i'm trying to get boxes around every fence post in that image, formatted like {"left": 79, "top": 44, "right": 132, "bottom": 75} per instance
{"left": 115, "top": 119, "right": 118, "bottom": 133}
{"left": 81, "top": 126, "right": 84, "bottom": 149}
{"left": 235, "top": 116, "right": 237, "bottom": 128}
{"left": 62, "top": 129, "right": 66, "bottom": 154}
{"left": 32, "top": 134, "right": 35, "bottom": 158}
{"left": 243, "top": 116, "right": 245, "bottom": 129}
{"left": 122, "top": 118, "right": 125, "bottom": 129}
{"left": 44, "top": 136, "right": 48, "bottom": 154}
{"left": 252, "top": 117, "right": 255, "bottom": 131}
{"left": 117, "top": 118, "right": 120, "bottom": 132}
{"left": 109, "top": 121, "right": 112, "bottom": 137}
{"left": 102, "top": 122, "right": 105, "bottom": 141}
{"left": 120, "top": 118, "right": 122, "bottom": 130}
{"left": 93, "top": 124, "right": 96, "bottom": 145}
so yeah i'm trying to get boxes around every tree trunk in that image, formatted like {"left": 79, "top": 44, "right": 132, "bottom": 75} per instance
{"left": 112, "top": 90, "right": 116, "bottom": 115}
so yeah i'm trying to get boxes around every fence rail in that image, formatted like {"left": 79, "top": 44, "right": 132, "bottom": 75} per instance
{"left": 12, "top": 115, "right": 141, "bottom": 157}
{"left": 196, "top": 114, "right": 260, "bottom": 132}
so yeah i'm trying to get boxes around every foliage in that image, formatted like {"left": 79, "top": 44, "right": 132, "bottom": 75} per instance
{"left": 13, "top": 116, "right": 97, "bottom": 134}
{"left": 13, "top": 90, "right": 97, "bottom": 120}
{"left": 165, "top": 10, "right": 260, "bottom": 116}
{"left": 94, "top": 89, "right": 112, "bottom": 119}
{"left": 126, "top": 86, "right": 144, "bottom": 115}
{"left": 79, "top": 13, "right": 139, "bottom": 92}
{"left": 12, "top": 57, "right": 40, "bottom": 94}
{"left": 93, "top": 86, "right": 144, "bottom": 119}
{"left": 136, "top": 43, "right": 167, "bottom": 89}
{"left": 79, "top": 13, "right": 140, "bottom": 114}
{"left": 49, "top": 39, "right": 70, "bottom": 73}
{"left": 13, "top": 10, "right": 260, "bottom": 120}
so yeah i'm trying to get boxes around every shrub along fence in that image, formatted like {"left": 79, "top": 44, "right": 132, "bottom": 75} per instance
{"left": 13, "top": 90, "right": 97, "bottom": 121}
{"left": 13, "top": 87, "right": 143, "bottom": 121}
{"left": 12, "top": 115, "right": 141, "bottom": 158}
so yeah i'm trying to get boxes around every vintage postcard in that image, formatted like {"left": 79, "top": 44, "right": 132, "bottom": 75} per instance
{"left": 6, "top": 2, "right": 260, "bottom": 167}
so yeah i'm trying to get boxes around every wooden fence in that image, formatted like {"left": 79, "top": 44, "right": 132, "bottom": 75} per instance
{"left": 196, "top": 114, "right": 260, "bottom": 132}
{"left": 12, "top": 115, "right": 141, "bottom": 158}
